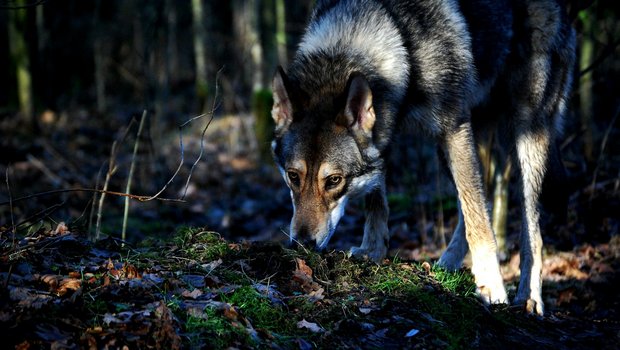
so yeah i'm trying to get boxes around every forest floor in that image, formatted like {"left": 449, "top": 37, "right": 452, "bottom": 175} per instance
{"left": 1, "top": 113, "right": 620, "bottom": 348}
{"left": 0, "top": 227, "right": 619, "bottom": 349}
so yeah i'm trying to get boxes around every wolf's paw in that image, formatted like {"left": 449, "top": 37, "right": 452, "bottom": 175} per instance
{"left": 514, "top": 295, "right": 544, "bottom": 316}
{"left": 348, "top": 246, "right": 386, "bottom": 263}
{"left": 471, "top": 257, "right": 508, "bottom": 305}
{"left": 476, "top": 283, "right": 508, "bottom": 306}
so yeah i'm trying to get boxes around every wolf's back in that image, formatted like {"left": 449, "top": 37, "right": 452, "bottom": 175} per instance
{"left": 289, "top": 0, "right": 574, "bottom": 142}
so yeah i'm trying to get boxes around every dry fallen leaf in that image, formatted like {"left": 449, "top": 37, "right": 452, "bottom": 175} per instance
{"left": 39, "top": 274, "right": 61, "bottom": 291}
{"left": 291, "top": 258, "right": 323, "bottom": 298}
{"left": 181, "top": 288, "right": 203, "bottom": 299}
{"left": 201, "top": 258, "right": 223, "bottom": 273}
{"left": 154, "top": 302, "right": 183, "bottom": 350}
{"left": 123, "top": 263, "right": 140, "bottom": 279}
{"left": 297, "top": 319, "right": 324, "bottom": 333}
{"left": 544, "top": 255, "right": 589, "bottom": 281}
{"left": 57, "top": 278, "right": 81, "bottom": 296}
{"left": 54, "top": 222, "right": 70, "bottom": 235}
{"left": 296, "top": 258, "right": 313, "bottom": 277}
{"left": 223, "top": 304, "right": 239, "bottom": 321}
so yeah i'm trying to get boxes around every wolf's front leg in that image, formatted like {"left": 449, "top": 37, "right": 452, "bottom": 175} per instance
{"left": 349, "top": 181, "right": 389, "bottom": 263}
{"left": 442, "top": 123, "right": 508, "bottom": 305}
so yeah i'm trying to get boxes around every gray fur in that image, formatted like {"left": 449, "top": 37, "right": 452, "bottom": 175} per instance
{"left": 272, "top": 0, "right": 576, "bottom": 315}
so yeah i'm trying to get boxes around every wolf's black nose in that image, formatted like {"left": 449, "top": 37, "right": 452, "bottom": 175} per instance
{"left": 296, "top": 225, "right": 310, "bottom": 241}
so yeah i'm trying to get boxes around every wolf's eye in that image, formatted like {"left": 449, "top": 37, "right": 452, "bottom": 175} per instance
{"left": 287, "top": 171, "right": 300, "bottom": 187}
{"left": 326, "top": 175, "right": 343, "bottom": 189}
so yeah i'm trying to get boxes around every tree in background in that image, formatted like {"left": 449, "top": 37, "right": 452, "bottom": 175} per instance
{"left": 93, "top": 0, "right": 107, "bottom": 114}
{"left": 192, "top": 0, "right": 209, "bottom": 110}
{"left": 579, "top": 4, "right": 595, "bottom": 164}
{"left": 7, "top": 0, "right": 34, "bottom": 129}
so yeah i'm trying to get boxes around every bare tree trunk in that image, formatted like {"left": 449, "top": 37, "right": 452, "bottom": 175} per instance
{"left": 275, "top": 0, "right": 287, "bottom": 66}
{"left": 166, "top": 0, "right": 179, "bottom": 84}
{"left": 233, "top": 0, "right": 263, "bottom": 94}
{"left": 8, "top": 0, "right": 34, "bottom": 127}
{"left": 92, "top": 0, "right": 108, "bottom": 114}
{"left": 579, "top": 9, "right": 595, "bottom": 164}
{"left": 260, "top": 0, "right": 276, "bottom": 89}
{"left": 191, "top": 0, "right": 208, "bottom": 108}
{"left": 35, "top": 4, "right": 47, "bottom": 54}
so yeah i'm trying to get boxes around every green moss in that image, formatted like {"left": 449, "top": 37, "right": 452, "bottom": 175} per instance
{"left": 184, "top": 308, "right": 253, "bottom": 349}
{"left": 222, "top": 285, "right": 292, "bottom": 333}
{"left": 218, "top": 269, "right": 251, "bottom": 286}
{"left": 173, "top": 227, "right": 231, "bottom": 261}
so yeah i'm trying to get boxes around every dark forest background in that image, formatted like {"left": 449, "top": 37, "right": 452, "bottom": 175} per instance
{"left": 0, "top": 0, "right": 618, "bottom": 255}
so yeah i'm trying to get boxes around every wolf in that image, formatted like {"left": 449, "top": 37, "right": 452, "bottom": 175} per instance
{"left": 270, "top": 0, "right": 575, "bottom": 315}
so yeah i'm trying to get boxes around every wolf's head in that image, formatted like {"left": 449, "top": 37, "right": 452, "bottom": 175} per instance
{"left": 271, "top": 67, "right": 384, "bottom": 250}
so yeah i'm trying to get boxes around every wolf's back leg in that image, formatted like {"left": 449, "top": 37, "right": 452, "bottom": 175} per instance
{"left": 441, "top": 123, "right": 507, "bottom": 304}
{"left": 513, "top": 127, "right": 549, "bottom": 315}
{"left": 510, "top": 2, "right": 575, "bottom": 315}
{"left": 437, "top": 202, "right": 468, "bottom": 270}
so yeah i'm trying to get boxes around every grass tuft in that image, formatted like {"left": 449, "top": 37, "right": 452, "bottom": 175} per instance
{"left": 173, "top": 227, "right": 231, "bottom": 261}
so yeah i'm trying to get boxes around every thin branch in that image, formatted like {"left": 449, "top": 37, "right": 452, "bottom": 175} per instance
{"left": 181, "top": 68, "right": 222, "bottom": 199}
{"left": 589, "top": 105, "right": 620, "bottom": 200}
{"left": 88, "top": 162, "right": 105, "bottom": 238}
{"left": 95, "top": 118, "right": 138, "bottom": 239}
{"left": 4, "top": 167, "right": 15, "bottom": 245}
{"left": 71, "top": 198, "right": 93, "bottom": 227}
{"left": 144, "top": 68, "right": 223, "bottom": 201}
{"left": 4, "top": 168, "right": 15, "bottom": 290}
{"left": 0, "top": 188, "right": 184, "bottom": 207}
{"left": 122, "top": 110, "right": 147, "bottom": 243}
{"left": 95, "top": 140, "right": 118, "bottom": 239}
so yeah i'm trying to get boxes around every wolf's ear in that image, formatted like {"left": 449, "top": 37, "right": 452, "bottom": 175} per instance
{"left": 272, "top": 67, "right": 293, "bottom": 134}
{"left": 341, "top": 73, "right": 375, "bottom": 137}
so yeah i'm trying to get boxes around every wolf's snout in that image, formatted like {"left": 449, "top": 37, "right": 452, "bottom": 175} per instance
{"left": 294, "top": 224, "right": 314, "bottom": 244}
